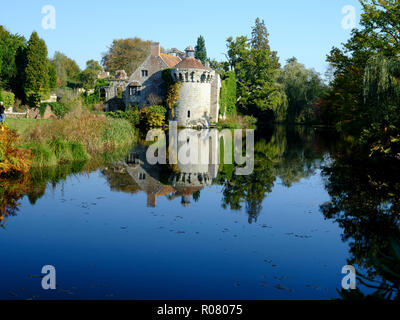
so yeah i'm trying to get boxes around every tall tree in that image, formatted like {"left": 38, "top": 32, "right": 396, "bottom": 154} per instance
{"left": 23, "top": 31, "right": 50, "bottom": 106}
{"left": 48, "top": 63, "right": 57, "bottom": 90}
{"left": 0, "top": 26, "right": 27, "bottom": 97}
{"left": 251, "top": 18, "right": 270, "bottom": 51}
{"left": 325, "top": 0, "right": 400, "bottom": 133}
{"left": 101, "top": 38, "right": 150, "bottom": 76}
{"left": 277, "top": 57, "right": 326, "bottom": 123}
{"left": 80, "top": 59, "right": 103, "bottom": 90}
{"left": 195, "top": 35, "right": 207, "bottom": 64}
{"left": 50, "top": 51, "right": 81, "bottom": 87}
{"left": 226, "top": 18, "right": 284, "bottom": 119}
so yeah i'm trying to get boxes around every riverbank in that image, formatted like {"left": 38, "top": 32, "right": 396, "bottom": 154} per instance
{"left": 6, "top": 114, "right": 135, "bottom": 168}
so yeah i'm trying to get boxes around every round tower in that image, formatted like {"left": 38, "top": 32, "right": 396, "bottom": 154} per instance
{"left": 171, "top": 46, "right": 215, "bottom": 128}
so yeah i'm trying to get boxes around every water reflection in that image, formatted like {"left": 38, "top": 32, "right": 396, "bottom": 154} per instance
{"left": 320, "top": 143, "right": 400, "bottom": 300}
{"left": 101, "top": 126, "right": 333, "bottom": 224}
{"left": 2, "top": 126, "right": 398, "bottom": 299}
{"left": 1, "top": 162, "right": 90, "bottom": 228}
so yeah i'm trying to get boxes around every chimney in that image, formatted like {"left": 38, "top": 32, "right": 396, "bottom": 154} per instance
{"left": 205, "top": 61, "right": 210, "bottom": 69}
{"left": 185, "top": 46, "right": 195, "bottom": 58}
{"left": 151, "top": 42, "right": 160, "bottom": 56}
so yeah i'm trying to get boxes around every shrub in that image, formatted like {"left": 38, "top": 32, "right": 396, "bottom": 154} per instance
{"left": 40, "top": 102, "right": 69, "bottom": 118}
{"left": 0, "top": 125, "right": 33, "bottom": 176}
{"left": 0, "top": 91, "right": 15, "bottom": 110}
{"left": 148, "top": 105, "right": 166, "bottom": 116}
{"left": 106, "top": 110, "right": 140, "bottom": 126}
{"left": 139, "top": 105, "right": 166, "bottom": 128}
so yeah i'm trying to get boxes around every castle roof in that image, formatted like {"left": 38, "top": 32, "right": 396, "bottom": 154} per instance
{"left": 160, "top": 53, "right": 181, "bottom": 68}
{"left": 175, "top": 57, "right": 207, "bottom": 70}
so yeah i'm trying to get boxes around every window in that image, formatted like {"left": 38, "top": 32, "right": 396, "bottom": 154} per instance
{"left": 139, "top": 173, "right": 146, "bottom": 180}
{"left": 142, "top": 70, "right": 148, "bottom": 77}
{"left": 187, "top": 110, "right": 191, "bottom": 118}
{"left": 130, "top": 86, "right": 141, "bottom": 96}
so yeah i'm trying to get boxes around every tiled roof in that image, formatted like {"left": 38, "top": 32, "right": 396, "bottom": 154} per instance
{"left": 160, "top": 53, "right": 181, "bottom": 68}
{"left": 175, "top": 57, "right": 207, "bottom": 70}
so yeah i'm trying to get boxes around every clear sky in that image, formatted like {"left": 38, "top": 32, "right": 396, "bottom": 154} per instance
{"left": 1, "top": 0, "right": 362, "bottom": 76}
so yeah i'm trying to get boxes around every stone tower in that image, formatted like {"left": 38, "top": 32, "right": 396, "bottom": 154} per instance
{"left": 171, "top": 46, "right": 216, "bottom": 128}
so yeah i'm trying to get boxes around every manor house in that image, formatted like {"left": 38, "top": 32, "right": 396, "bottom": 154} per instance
{"left": 104, "top": 42, "right": 221, "bottom": 128}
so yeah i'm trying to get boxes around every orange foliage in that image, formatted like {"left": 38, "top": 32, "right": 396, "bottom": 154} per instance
{"left": 0, "top": 124, "right": 33, "bottom": 176}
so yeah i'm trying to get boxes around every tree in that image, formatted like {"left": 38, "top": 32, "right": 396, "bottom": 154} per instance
{"left": 80, "top": 60, "right": 102, "bottom": 90}
{"left": 277, "top": 57, "right": 326, "bottom": 123}
{"left": 363, "top": 54, "right": 400, "bottom": 123}
{"left": 195, "top": 35, "right": 207, "bottom": 64}
{"left": 48, "top": 63, "right": 57, "bottom": 89}
{"left": 50, "top": 51, "right": 81, "bottom": 87}
{"left": 0, "top": 26, "right": 27, "bottom": 97}
{"left": 324, "top": 0, "right": 400, "bottom": 133}
{"left": 226, "top": 18, "right": 283, "bottom": 119}
{"left": 102, "top": 38, "right": 150, "bottom": 76}
{"left": 23, "top": 31, "right": 50, "bottom": 106}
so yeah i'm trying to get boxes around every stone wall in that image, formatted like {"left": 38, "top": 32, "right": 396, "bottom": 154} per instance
{"left": 210, "top": 74, "right": 221, "bottom": 122}
{"left": 172, "top": 68, "right": 214, "bottom": 128}
{"left": 125, "top": 54, "right": 167, "bottom": 108}
{"left": 105, "top": 80, "right": 128, "bottom": 111}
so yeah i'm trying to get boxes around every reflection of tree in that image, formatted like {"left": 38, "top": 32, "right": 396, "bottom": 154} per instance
{"left": 219, "top": 137, "right": 276, "bottom": 224}
{"left": 0, "top": 162, "right": 95, "bottom": 229}
{"left": 321, "top": 149, "right": 400, "bottom": 299}
{"left": 218, "top": 125, "right": 330, "bottom": 223}
{"left": 0, "top": 175, "right": 31, "bottom": 225}
{"left": 272, "top": 126, "right": 333, "bottom": 187}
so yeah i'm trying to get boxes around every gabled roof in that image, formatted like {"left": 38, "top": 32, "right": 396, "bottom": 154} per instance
{"left": 160, "top": 53, "right": 181, "bottom": 68}
{"left": 175, "top": 57, "right": 207, "bottom": 70}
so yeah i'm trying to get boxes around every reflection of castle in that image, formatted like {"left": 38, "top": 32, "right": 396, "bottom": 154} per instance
{"left": 108, "top": 130, "right": 220, "bottom": 207}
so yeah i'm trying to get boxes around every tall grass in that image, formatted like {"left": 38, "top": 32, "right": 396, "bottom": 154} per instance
{"left": 14, "top": 113, "right": 135, "bottom": 167}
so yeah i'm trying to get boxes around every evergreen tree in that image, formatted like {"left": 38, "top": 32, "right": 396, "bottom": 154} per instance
{"left": 23, "top": 31, "right": 50, "bottom": 106}
{"left": 227, "top": 18, "right": 283, "bottom": 118}
{"left": 195, "top": 35, "right": 207, "bottom": 64}
{"left": 251, "top": 18, "right": 270, "bottom": 51}
{"left": 0, "top": 26, "right": 27, "bottom": 96}
{"left": 48, "top": 63, "right": 57, "bottom": 89}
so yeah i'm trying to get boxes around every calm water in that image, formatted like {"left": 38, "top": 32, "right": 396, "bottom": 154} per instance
{"left": 1, "top": 126, "right": 398, "bottom": 300}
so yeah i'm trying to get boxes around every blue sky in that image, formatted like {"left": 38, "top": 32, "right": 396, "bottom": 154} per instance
{"left": 1, "top": 0, "right": 362, "bottom": 76}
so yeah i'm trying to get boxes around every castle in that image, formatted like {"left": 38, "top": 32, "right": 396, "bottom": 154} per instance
{"left": 104, "top": 42, "right": 221, "bottom": 128}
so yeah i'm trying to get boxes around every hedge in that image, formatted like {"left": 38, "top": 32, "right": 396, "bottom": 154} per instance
{"left": 219, "top": 71, "right": 237, "bottom": 117}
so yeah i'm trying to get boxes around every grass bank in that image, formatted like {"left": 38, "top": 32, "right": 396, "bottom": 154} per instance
{"left": 215, "top": 114, "right": 257, "bottom": 129}
{"left": 7, "top": 114, "right": 135, "bottom": 167}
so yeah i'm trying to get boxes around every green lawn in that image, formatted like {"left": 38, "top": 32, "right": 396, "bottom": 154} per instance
{"left": 6, "top": 118, "right": 52, "bottom": 135}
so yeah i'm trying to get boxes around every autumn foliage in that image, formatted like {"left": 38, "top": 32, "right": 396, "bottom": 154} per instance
{"left": 0, "top": 125, "right": 32, "bottom": 176}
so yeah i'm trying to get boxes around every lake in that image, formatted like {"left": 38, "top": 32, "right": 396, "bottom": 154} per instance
{"left": 1, "top": 125, "right": 398, "bottom": 300}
